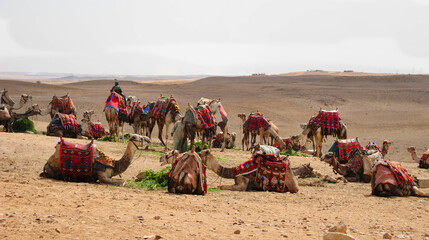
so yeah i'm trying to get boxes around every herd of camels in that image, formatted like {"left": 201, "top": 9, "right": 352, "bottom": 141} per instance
{"left": 1, "top": 88, "right": 429, "bottom": 197}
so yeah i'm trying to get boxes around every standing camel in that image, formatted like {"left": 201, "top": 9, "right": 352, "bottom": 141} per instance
{"left": 150, "top": 96, "right": 181, "bottom": 150}
{"left": 197, "top": 98, "right": 229, "bottom": 152}
{"left": 182, "top": 104, "right": 216, "bottom": 152}
{"left": 105, "top": 92, "right": 128, "bottom": 142}
{"left": 291, "top": 109, "right": 347, "bottom": 157}
{"left": 238, "top": 113, "right": 250, "bottom": 150}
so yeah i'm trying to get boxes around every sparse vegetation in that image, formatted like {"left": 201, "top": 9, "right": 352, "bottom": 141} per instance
{"left": 96, "top": 133, "right": 131, "bottom": 142}
{"left": 186, "top": 141, "right": 209, "bottom": 152}
{"left": 280, "top": 149, "right": 309, "bottom": 157}
{"left": 216, "top": 156, "right": 229, "bottom": 162}
{"left": 127, "top": 167, "right": 171, "bottom": 190}
{"left": 12, "top": 118, "right": 37, "bottom": 133}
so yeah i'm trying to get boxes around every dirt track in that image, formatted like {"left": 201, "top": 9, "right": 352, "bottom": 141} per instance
{"left": 1, "top": 73, "right": 429, "bottom": 239}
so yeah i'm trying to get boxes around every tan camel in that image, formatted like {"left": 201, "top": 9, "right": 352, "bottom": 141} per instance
{"left": 197, "top": 98, "right": 229, "bottom": 152}
{"left": 183, "top": 104, "right": 216, "bottom": 152}
{"left": 41, "top": 134, "right": 151, "bottom": 185}
{"left": 238, "top": 113, "right": 250, "bottom": 150}
{"left": 261, "top": 120, "right": 279, "bottom": 145}
{"left": 0, "top": 104, "right": 41, "bottom": 132}
{"left": 81, "top": 110, "right": 108, "bottom": 139}
{"left": 47, "top": 113, "right": 86, "bottom": 139}
{"left": 240, "top": 112, "right": 286, "bottom": 151}
{"left": 321, "top": 148, "right": 382, "bottom": 182}
{"left": 0, "top": 89, "right": 31, "bottom": 111}
{"left": 372, "top": 159, "right": 429, "bottom": 197}
{"left": 127, "top": 98, "right": 155, "bottom": 138}
{"left": 291, "top": 110, "right": 347, "bottom": 157}
{"left": 198, "top": 149, "right": 299, "bottom": 192}
{"left": 151, "top": 96, "right": 181, "bottom": 150}
{"left": 104, "top": 93, "right": 128, "bottom": 142}
{"left": 365, "top": 140, "right": 392, "bottom": 157}
{"left": 407, "top": 146, "right": 429, "bottom": 169}
{"left": 40, "top": 94, "right": 76, "bottom": 118}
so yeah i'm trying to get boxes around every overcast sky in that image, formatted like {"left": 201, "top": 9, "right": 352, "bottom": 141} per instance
{"left": 0, "top": 0, "right": 428, "bottom": 75}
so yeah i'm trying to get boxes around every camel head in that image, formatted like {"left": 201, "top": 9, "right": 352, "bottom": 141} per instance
{"left": 321, "top": 152, "right": 341, "bottom": 175}
{"left": 300, "top": 123, "right": 308, "bottom": 130}
{"left": 383, "top": 140, "right": 392, "bottom": 148}
{"left": 82, "top": 110, "right": 95, "bottom": 123}
{"left": 126, "top": 96, "right": 138, "bottom": 107}
{"left": 237, "top": 113, "right": 246, "bottom": 121}
{"left": 129, "top": 134, "right": 151, "bottom": 149}
{"left": 26, "top": 104, "right": 41, "bottom": 115}
{"left": 407, "top": 146, "right": 416, "bottom": 153}
{"left": 20, "top": 94, "right": 31, "bottom": 104}
{"left": 199, "top": 149, "right": 218, "bottom": 171}
{"left": 159, "top": 150, "right": 179, "bottom": 166}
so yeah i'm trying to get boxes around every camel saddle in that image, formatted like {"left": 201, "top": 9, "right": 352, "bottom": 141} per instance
{"left": 328, "top": 137, "right": 361, "bottom": 164}
{"left": 308, "top": 110, "right": 339, "bottom": 130}
{"left": 59, "top": 139, "right": 93, "bottom": 178}
{"left": 372, "top": 160, "right": 415, "bottom": 195}
{"left": 51, "top": 95, "right": 73, "bottom": 112}
{"left": 168, "top": 152, "right": 207, "bottom": 195}
{"left": 244, "top": 113, "right": 271, "bottom": 131}
{"left": 254, "top": 154, "right": 290, "bottom": 193}
{"left": 151, "top": 97, "right": 180, "bottom": 120}
{"left": 105, "top": 93, "right": 127, "bottom": 115}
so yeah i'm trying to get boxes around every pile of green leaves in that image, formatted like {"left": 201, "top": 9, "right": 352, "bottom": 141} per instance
{"left": 127, "top": 167, "right": 171, "bottom": 190}
{"left": 97, "top": 133, "right": 131, "bottom": 142}
{"left": 12, "top": 118, "right": 37, "bottom": 133}
{"left": 186, "top": 141, "right": 209, "bottom": 152}
{"left": 280, "top": 148, "right": 309, "bottom": 157}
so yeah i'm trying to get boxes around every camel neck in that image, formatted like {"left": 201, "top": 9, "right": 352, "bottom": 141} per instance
{"left": 410, "top": 150, "right": 418, "bottom": 162}
{"left": 114, "top": 141, "right": 137, "bottom": 175}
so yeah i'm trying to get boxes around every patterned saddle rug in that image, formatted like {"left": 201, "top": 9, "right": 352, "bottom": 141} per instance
{"left": 51, "top": 95, "right": 73, "bottom": 112}
{"left": 420, "top": 149, "right": 429, "bottom": 168}
{"left": 168, "top": 152, "right": 207, "bottom": 195}
{"left": 151, "top": 97, "right": 180, "bottom": 119}
{"left": 88, "top": 121, "right": 108, "bottom": 139}
{"left": 372, "top": 159, "right": 415, "bottom": 195}
{"left": 346, "top": 149, "right": 364, "bottom": 174}
{"left": 94, "top": 150, "right": 115, "bottom": 168}
{"left": 195, "top": 106, "right": 215, "bottom": 129}
{"left": 105, "top": 93, "right": 127, "bottom": 115}
{"left": 254, "top": 154, "right": 290, "bottom": 193}
{"left": 59, "top": 139, "right": 93, "bottom": 178}
{"left": 308, "top": 110, "right": 339, "bottom": 130}
{"left": 337, "top": 137, "right": 362, "bottom": 164}
{"left": 244, "top": 114, "right": 271, "bottom": 131}
{"left": 55, "top": 113, "right": 79, "bottom": 131}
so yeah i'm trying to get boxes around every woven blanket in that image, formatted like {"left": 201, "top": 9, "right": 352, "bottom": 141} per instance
{"left": 195, "top": 106, "right": 215, "bottom": 129}
{"left": 420, "top": 149, "right": 429, "bottom": 165}
{"left": 94, "top": 150, "right": 115, "bottom": 168}
{"left": 308, "top": 110, "right": 339, "bottom": 130}
{"left": 212, "top": 133, "right": 224, "bottom": 148}
{"left": 143, "top": 105, "right": 150, "bottom": 114}
{"left": 244, "top": 114, "right": 271, "bottom": 131}
{"left": 151, "top": 97, "right": 169, "bottom": 119}
{"left": 338, "top": 138, "right": 361, "bottom": 164}
{"left": 59, "top": 114, "right": 79, "bottom": 130}
{"left": 51, "top": 95, "right": 73, "bottom": 112}
{"left": 105, "top": 93, "right": 127, "bottom": 115}
{"left": 233, "top": 158, "right": 258, "bottom": 176}
{"left": 59, "top": 139, "right": 93, "bottom": 178}
{"left": 89, "top": 121, "right": 107, "bottom": 139}
{"left": 254, "top": 154, "right": 289, "bottom": 192}
{"left": 376, "top": 160, "right": 414, "bottom": 187}
{"left": 168, "top": 152, "right": 207, "bottom": 194}
{"left": 346, "top": 149, "right": 363, "bottom": 174}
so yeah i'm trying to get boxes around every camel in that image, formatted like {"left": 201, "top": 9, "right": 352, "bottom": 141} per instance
{"left": 127, "top": 98, "right": 155, "bottom": 138}
{"left": 321, "top": 148, "right": 383, "bottom": 182}
{"left": 261, "top": 120, "right": 280, "bottom": 145}
{"left": 47, "top": 113, "right": 85, "bottom": 139}
{"left": 81, "top": 110, "right": 108, "bottom": 139}
{"left": 198, "top": 148, "right": 299, "bottom": 192}
{"left": 366, "top": 140, "right": 392, "bottom": 157}
{"left": 0, "top": 104, "right": 41, "bottom": 132}
{"left": 291, "top": 109, "right": 347, "bottom": 157}
{"left": 40, "top": 94, "right": 77, "bottom": 119}
{"left": 239, "top": 112, "right": 286, "bottom": 151}
{"left": 150, "top": 96, "right": 181, "bottom": 150}
{"left": 407, "top": 146, "right": 429, "bottom": 169}
{"left": 104, "top": 92, "right": 128, "bottom": 142}
{"left": 197, "top": 98, "right": 229, "bottom": 152}
{"left": 212, "top": 132, "right": 236, "bottom": 149}
{"left": 372, "top": 159, "right": 429, "bottom": 197}
{"left": 238, "top": 113, "right": 250, "bottom": 150}
{"left": 0, "top": 89, "right": 31, "bottom": 111}
{"left": 182, "top": 104, "right": 216, "bottom": 153}
{"left": 41, "top": 134, "right": 151, "bottom": 185}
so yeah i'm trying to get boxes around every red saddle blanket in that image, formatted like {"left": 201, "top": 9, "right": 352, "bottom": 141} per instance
{"left": 59, "top": 139, "right": 93, "bottom": 178}
{"left": 233, "top": 158, "right": 258, "bottom": 176}
{"left": 151, "top": 98, "right": 169, "bottom": 119}
{"left": 338, "top": 137, "right": 361, "bottom": 164}
{"left": 373, "top": 160, "right": 415, "bottom": 192}
{"left": 59, "top": 114, "right": 79, "bottom": 129}
{"left": 196, "top": 106, "right": 215, "bottom": 129}
{"left": 254, "top": 154, "right": 290, "bottom": 193}
{"left": 245, "top": 114, "right": 271, "bottom": 131}
{"left": 88, "top": 121, "right": 107, "bottom": 139}
{"left": 308, "top": 110, "right": 339, "bottom": 130}
{"left": 105, "top": 93, "right": 127, "bottom": 115}
{"left": 51, "top": 95, "right": 73, "bottom": 112}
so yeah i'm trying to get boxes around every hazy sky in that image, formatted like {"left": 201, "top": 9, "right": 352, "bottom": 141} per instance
{"left": 0, "top": 0, "right": 428, "bottom": 75}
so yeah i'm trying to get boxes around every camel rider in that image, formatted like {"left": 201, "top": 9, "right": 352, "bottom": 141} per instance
{"left": 110, "top": 80, "right": 127, "bottom": 105}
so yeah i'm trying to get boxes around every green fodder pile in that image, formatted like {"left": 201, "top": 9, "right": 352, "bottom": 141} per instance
{"left": 12, "top": 118, "right": 37, "bottom": 133}
{"left": 128, "top": 167, "right": 171, "bottom": 190}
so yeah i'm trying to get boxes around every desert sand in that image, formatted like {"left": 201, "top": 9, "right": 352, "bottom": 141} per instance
{"left": 1, "top": 72, "right": 429, "bottom": 239}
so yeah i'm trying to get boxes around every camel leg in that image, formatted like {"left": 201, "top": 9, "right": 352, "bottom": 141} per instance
{"left": 412, "top": 186, "right": 429, "bottom": 197}
{"left": 97, "top": 171, "right": 124, "bottom": 186}
{"left": 258, "top": 128, "right": 264, "bottom": 146}
{"left": 220, "top": 125, "right": 228, "bottom": 152}
{"left": 164, "top": 120, "right": 171, "bottom": 151}
{"left": 314, "top": 130, "right": 323, "bottom": 158}
{"left": 157, "top": 119, "right": 166, "bottom": 147}
{"left": 219, "top": 176, "right": 249, "bottom": 191}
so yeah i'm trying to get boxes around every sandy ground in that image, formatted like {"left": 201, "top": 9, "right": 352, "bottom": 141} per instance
{"left": 1, "top": 73, "right": 429, "bottom": 239}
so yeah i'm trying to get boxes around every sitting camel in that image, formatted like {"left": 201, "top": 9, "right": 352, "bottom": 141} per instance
{"left": 81, "top": 110, "right": 108, "bottom": 139}
{"left": 372, "top": 159, "right": 429, "bottom": 197}
{"left": 41, "top": 134, "right": 151, "bottom": 185}
{"left": 407, "top": 146, "right": 429, "bottom": 169}
{"left": 365, "top": 140, "right": 392, "bottom": 157}
{"left": 47, "top": 113, "right": 86, "bottom": 139}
